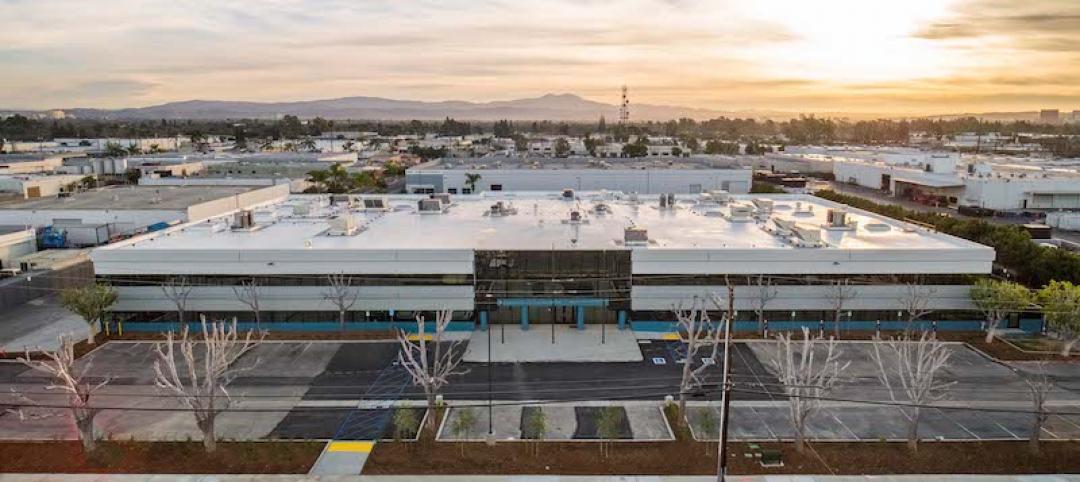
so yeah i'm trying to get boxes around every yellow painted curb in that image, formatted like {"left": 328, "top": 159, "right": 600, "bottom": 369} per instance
{"left": 406, "top": 334, "right": 433, "bottom": 341}
{"left": 327, "top": 441, "right": 374, "bottom": 453}
{"left": 660, "top": 333, "right": 680, "bottom": 340}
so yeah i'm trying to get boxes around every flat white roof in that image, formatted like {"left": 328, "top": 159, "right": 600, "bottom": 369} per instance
{"left": 107, "top": 192, "right": 986, "bottom": 252}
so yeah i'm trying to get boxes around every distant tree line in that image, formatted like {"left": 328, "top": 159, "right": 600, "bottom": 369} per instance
{"left": 5, "top": 114, "right": 1080, "bottom": 156}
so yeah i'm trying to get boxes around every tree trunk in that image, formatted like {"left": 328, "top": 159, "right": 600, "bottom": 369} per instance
{"left": 794, "top": 423, "right": 806, "bottom": 453}
{"left": 984, "top": 320, "right": 998, "bottom": 344}
{"left": 88, "top": 321, "right": 97, "bottom": 345}
{"left": 1062, "top": 339, "right": 1076, "bottom": 357}
{"left": 75, "top": 412, "right": 96, "bottom": 453}
{"left": 198, "top": 412, "right": 218, "bottom": 453}
{"left": 907, "top": 408, "right": 921, "bottom": 451}
{"left": 339, "top": 310, "right": 346, "bottom": 332}
{"left": 426, "top": 391, "right": 437, "bottom": 430}
{"left": 1030, "top": 415, "right": 1043, "bottom": 454}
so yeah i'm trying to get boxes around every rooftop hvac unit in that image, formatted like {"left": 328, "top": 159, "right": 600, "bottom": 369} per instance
{"left": 561, "top": 188, "right": 575, "bottom": 200}
{"left": 253, "top": 209, "right": 279, "bottom": 225}
{"left": 488, "top": 201, "right": 517, "bottom": 216}
{"left": 751, "top": 198, "right": 774, "bottom": 213}
{"left": 771, "top": 218, "right": 798, "bottom": 236}
{"left": 232, "top": 210, "right": 254, "bottom": 230}
{"left": 293, "top": 202, "right": 311, "bottom": 216}
{"left": 791, "top": 226, "right": 825, "bottom": 247}
{"left": 327, "top": 215, "right": 360, "bottom": 236}
{"left": 417, "top": 198, "right": 445, "bottom": 213}
{"left": 709, "top": 190, "right": 730, "bottom": 204}
{"left": 362, "top": 197, "right": 389, "bottom": 210}
{"left": 826, "top": 209, "right": 852, "bottom": 229}
{"left": 726, "top": 204, "right": 754, "bottom": 222}
{"left": 624, "top": 226, "right": 649, "bottom": 245}
{"left": 329, "top": 194, "right": 354, "bottom": 207}
{"left": 569, "top": 210, "right": 582, "bottom": 223}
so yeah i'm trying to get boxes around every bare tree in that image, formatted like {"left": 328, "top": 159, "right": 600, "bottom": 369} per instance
{"left": 1021, "top": 362, "right": 1055, "bottom": 454}
{"left": 752, "top": 274, "right": 778, "bottom": 332}
{"left": 161, "top": 276, "right": 194, "bottom": 324}
{"left": 870, "top": 331, "right": 954, "bottom": 451}
{"left": 898, "top": 281, "right": 937, "bottom": 326}
{"left": 152, "top": 316, "right": 264, "bottom": 452}
{"left": 827, "top": 280, "right": 856, "bottom": 337}
{"left": 673, "top": 295, "right": 724, "bottom": 424}
{"left": 769, "top": 327, "right": 848, "bottom": 453}
{"left": 18, "top": 336, "right": 109, "bottom": 452}
{"left": 323, "top": 273, "right": 358, "bottom": 331}
{"left": 232, "top": 278, "right": 262, "bottom": 329}
{"left": 396, "top": 310, "right": 468, "bottom": 429}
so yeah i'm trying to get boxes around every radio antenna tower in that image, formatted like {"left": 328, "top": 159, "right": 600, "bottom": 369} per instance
{"left": 618, "top": 85, "right": 630, "bottom": 124}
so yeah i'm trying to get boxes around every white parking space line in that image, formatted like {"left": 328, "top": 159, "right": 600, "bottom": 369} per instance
{"left": 831, "top": 413, "right": 860, "bottom": 440}
{"left": 995, "top": 422, "right": 1020, "bottom": 440}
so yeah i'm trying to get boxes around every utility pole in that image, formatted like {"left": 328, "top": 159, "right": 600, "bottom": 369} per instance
{"left": 715, "top": 280, "right": 735, "bottom": 482}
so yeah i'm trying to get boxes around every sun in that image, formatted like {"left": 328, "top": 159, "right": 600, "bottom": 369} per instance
{"left": 740, "top": 0, "right": 965, "bottom": 83}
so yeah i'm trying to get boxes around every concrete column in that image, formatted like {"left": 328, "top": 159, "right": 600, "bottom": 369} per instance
{"left": 617, "top": 310, "right": 628, "bottom": 330}
{"left": 520, "top": 306, "right": 529, "bottom": 331}
{"left": 479, "top": 311, "right": 488, "bottom": 331}
{"left": 576, "top": 306, "right": 585, "bottom": 331}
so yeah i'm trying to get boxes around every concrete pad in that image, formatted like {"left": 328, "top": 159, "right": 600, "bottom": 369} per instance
{"left": 0, "top": 296, "right": 95, "bottom": 354}
{"left": 309, "top": 441, "right": 370, "bottom": 475}
{"left": 625, "top": 405, "right": 674, "bottom": 440}
{"left": 463, "top": 325, "right": 642, "bottom": 363}
{"left": 0, "top": 388, "right": 75, "bottom": 441}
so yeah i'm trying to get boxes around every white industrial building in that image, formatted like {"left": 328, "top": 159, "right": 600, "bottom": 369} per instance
{"left": 829, "top": 151, "right": 1080, "bottom": 211}
{"left": 0, "top": 226, "right": 36, "bottom": 270}
{"left": 91, "top": 191, "right": 1007, "bottom": 332}
{"left": 406, "top": 157, "right": 752, "bottom": 195}
{"left": 0, "top": 184, "right": 289, "bottom": 245}
{"left": 0, "top": 154, "right": 66, "bottom": 174}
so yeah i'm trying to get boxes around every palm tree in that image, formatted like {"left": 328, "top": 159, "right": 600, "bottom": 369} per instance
{"left": 148, "top": 143, "right": 162, "bottom": 154}
{"left": 299, "top": 139, "right": 317, "bottom": 152}
{"left": 342, "top": 141, "right": 356, "bottom": 152}
{"left": 307, "top": 170, "right": 330, "bottom": 193}
{"left": 259, "top": 139, "right": 275, "bottom": 151}
{"left": 464, "top": 172, "right": 482, "bottom": 194}
{"left": 283, "top": 142, "right": 297, "bottom": 152}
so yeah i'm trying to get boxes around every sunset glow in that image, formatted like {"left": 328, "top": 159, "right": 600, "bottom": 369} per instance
{"left": 1, "top": 0, "right": 1078, "bottom": 115}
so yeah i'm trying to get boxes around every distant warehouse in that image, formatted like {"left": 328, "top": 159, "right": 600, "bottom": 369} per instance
{"left": 405, "top": 156, "right": 752, "bottom": 195}
{"left": 91, "top": 191, "right": 1016, "bottom": 333}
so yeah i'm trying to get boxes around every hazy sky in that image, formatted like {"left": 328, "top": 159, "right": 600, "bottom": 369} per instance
{"left": 2, "top": 0, "right": 1078, "bottom": 115}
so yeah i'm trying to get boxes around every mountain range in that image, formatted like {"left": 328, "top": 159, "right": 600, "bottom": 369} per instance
{"left": 7, "top": 93, "right": 1059, "bottom": 123}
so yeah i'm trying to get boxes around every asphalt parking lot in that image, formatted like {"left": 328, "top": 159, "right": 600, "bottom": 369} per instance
{"left": 2, "top": 337, "right": 1077, "bottom": 443}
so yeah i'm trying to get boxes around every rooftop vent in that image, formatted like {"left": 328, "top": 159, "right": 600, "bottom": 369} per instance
{"left": 824, "top": 209, "right": 857, "bottom": 231}
{"left": 329, "top": 194, "right": 354, "bottom": 207}
{"left": 231, "top": 210, "right": 256, "bottom": 231}
{"left": 561, "top": 188, "right": 575, "bottom": 200}
{"left": 659, "top": 193, "right": 676, "bottom": 209}
{"left": 624, "top": 226, "right": 649, "bottom": 245}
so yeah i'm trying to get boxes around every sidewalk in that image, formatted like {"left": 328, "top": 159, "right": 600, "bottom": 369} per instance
{"left": 2, "top": 474, "right": 1079, "bottom": 481}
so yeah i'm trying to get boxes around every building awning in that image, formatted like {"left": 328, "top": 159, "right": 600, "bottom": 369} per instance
{"left": 893, "top": 177, "right": 963, "bottom": 188}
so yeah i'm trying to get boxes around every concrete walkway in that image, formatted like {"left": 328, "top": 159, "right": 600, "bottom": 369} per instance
{"left": 2, "top": 474, "right": 1079, "bottom": 481}
{"left": 463, "top": 325, "right": 642, "bottom": 363}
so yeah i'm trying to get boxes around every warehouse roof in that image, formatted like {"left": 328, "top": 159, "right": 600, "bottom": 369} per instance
{"left": 412, "top": 156, "right": 745, "bottom": 171}
{"left": 0, "top": 186, "right": 258, "bottom": 210}
{"left": 109, "top": 192, "right": 989, "bottom": 252}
